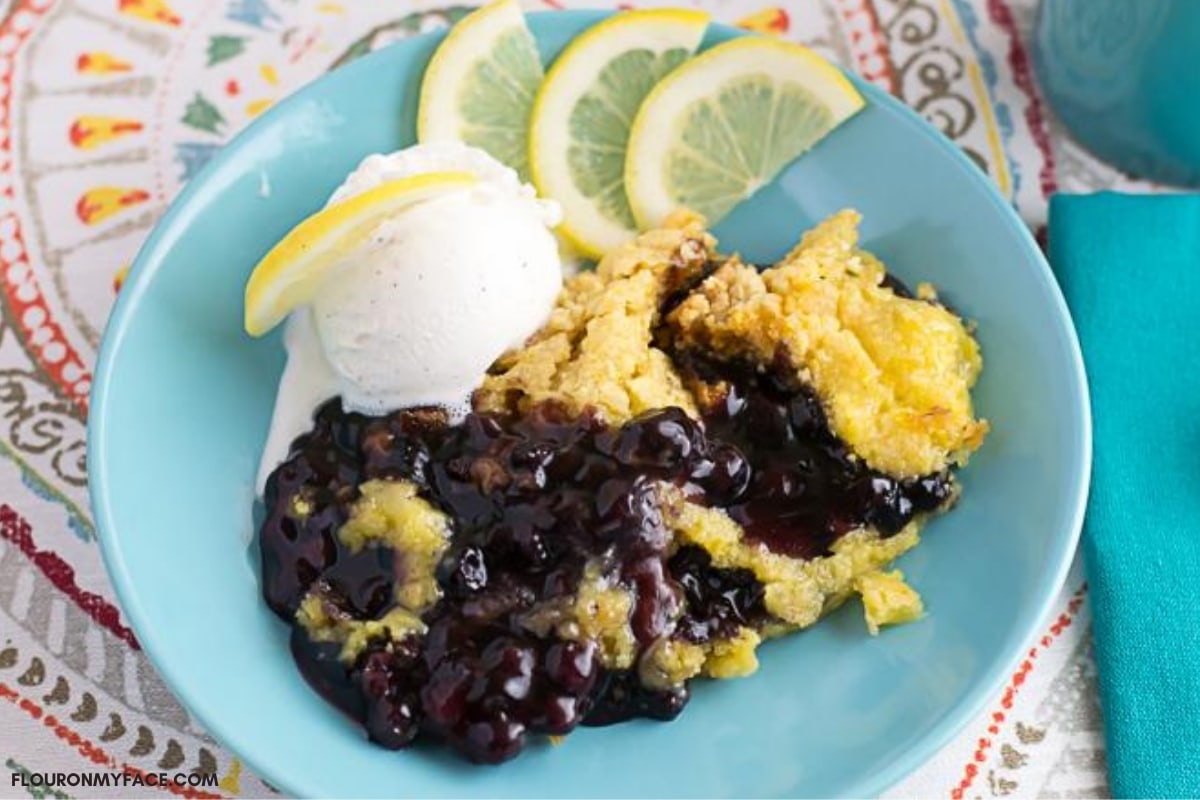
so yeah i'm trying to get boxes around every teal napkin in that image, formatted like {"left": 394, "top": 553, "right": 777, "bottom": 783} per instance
{"left": 1049, "top": 192, "right": 1200, "bottom": 799}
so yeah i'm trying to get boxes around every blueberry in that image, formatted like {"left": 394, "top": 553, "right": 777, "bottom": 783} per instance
{"left": 602, "top": 408, "right": 702, "bottom": 469}
{"left": 865, "top": 476, "right": 916, "bottom": 532}
{"left": 421, "top": 660, "right": 472, "bottom": 726}
{"left": 461, "top": 713, "right": 526, "bottom": 764}
{"left": 364, "top": 693, "right": 419, "bottom": 749}
{"left": 545, "top": 641, "right": 598, "bottom": 693}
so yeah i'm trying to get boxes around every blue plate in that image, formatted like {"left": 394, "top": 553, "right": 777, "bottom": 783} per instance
{"left": 89, "top": 12, "right": 1091, "bottom": 798}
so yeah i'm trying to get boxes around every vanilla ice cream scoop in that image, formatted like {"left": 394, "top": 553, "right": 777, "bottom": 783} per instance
{"left": 257, "top": 143, "right": 563, "bottom": 490}
{"left": 313, "top": 184, "right": 561, "bottom": 412}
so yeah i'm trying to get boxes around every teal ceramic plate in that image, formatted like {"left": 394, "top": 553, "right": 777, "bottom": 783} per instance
{"left": 89, "top": 12, "right": 1091, "bottom": 798}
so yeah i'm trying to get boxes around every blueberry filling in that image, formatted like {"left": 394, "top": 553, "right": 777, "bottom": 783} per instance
{"left": 260, "top": 359, "right": 954, "bottom": 764}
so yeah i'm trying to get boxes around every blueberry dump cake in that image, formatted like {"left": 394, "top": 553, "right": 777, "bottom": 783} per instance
{"left": 256, "top": 210, "right": 987, "bottom": 764}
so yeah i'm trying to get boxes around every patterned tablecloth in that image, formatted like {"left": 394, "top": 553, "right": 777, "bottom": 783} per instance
{"left": 0, "top": 0, "right": 1151, "bottom": 796}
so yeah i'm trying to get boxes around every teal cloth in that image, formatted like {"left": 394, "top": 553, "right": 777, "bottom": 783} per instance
{"left": 1049, "top": 192, "right": 1200, "bottom": 799}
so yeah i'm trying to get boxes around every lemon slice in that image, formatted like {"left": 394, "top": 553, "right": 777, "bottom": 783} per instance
{"left": 418, "top": 0, "right": 543, "bottom": 180}
{"left": 244, "top": 171, "right": 477, "bottom": 337}
{"left": 625, "top": 37, "right": 864, "bottom": 228}
{"left": 529, "top": 9, "right": 709, "bottom": 257}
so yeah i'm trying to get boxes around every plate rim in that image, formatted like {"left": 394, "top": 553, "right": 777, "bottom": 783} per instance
{"left": 88, "top": 11, "right": 1093, "bottom": 798}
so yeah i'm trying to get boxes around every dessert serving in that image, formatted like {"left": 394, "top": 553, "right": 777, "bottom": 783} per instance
{"left": 248, "top": 1, "right": 987, "bottom": 766}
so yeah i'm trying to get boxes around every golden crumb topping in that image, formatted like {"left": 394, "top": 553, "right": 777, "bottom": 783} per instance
{"left": 482, "top": 209, "right": 986, "bottom": 477}
{"left": 702, "top": 627, "right": 762, "bottom": 679}
{"left": 296, "top": 594, "right": 425, "bottom": 664}
{"left": 854, "top": 569, "right": 925, "bottom": 635}
{"left": 340, "top": 479, "right": 452, "bottom": 612}
{"left": 634, "top": 483, "right": 927, "bottom": 686}
{"left": 662, "top": 485, "right": 922, "bottom": 629}
{"left": 518, "top": 561, "right": 640, "bottom": 670}
{"left": 639, "top": 637, "right": 707, "bottom": 689}
{"left": 667, "top": 210, "right": 987, "bottom": 477}
{"left": 476, "top": 212, "right": 712, "bottom": 420}
{"left": 294, "top": 479, "right": 451, "bottom": 663}
{"left": 638, "top": 621, "right": 762, "bottom": 689}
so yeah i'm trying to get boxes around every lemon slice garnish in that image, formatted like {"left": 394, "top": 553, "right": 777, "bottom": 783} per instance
{"left": 243, "top": 171, "right": 477, "bottom": 337}
{"left": 529, "top": 9, "right": 709, "bottom": 257}
{"left": 625, "top": 37, "right": 864, "bottom": 228}
{"left": 417, "top": 0, "right": 543, "bottom": 181}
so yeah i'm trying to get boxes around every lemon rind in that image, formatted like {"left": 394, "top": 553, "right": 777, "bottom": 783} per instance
{"left": 243, "top": 171, "right": 477, "bottom": 337}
